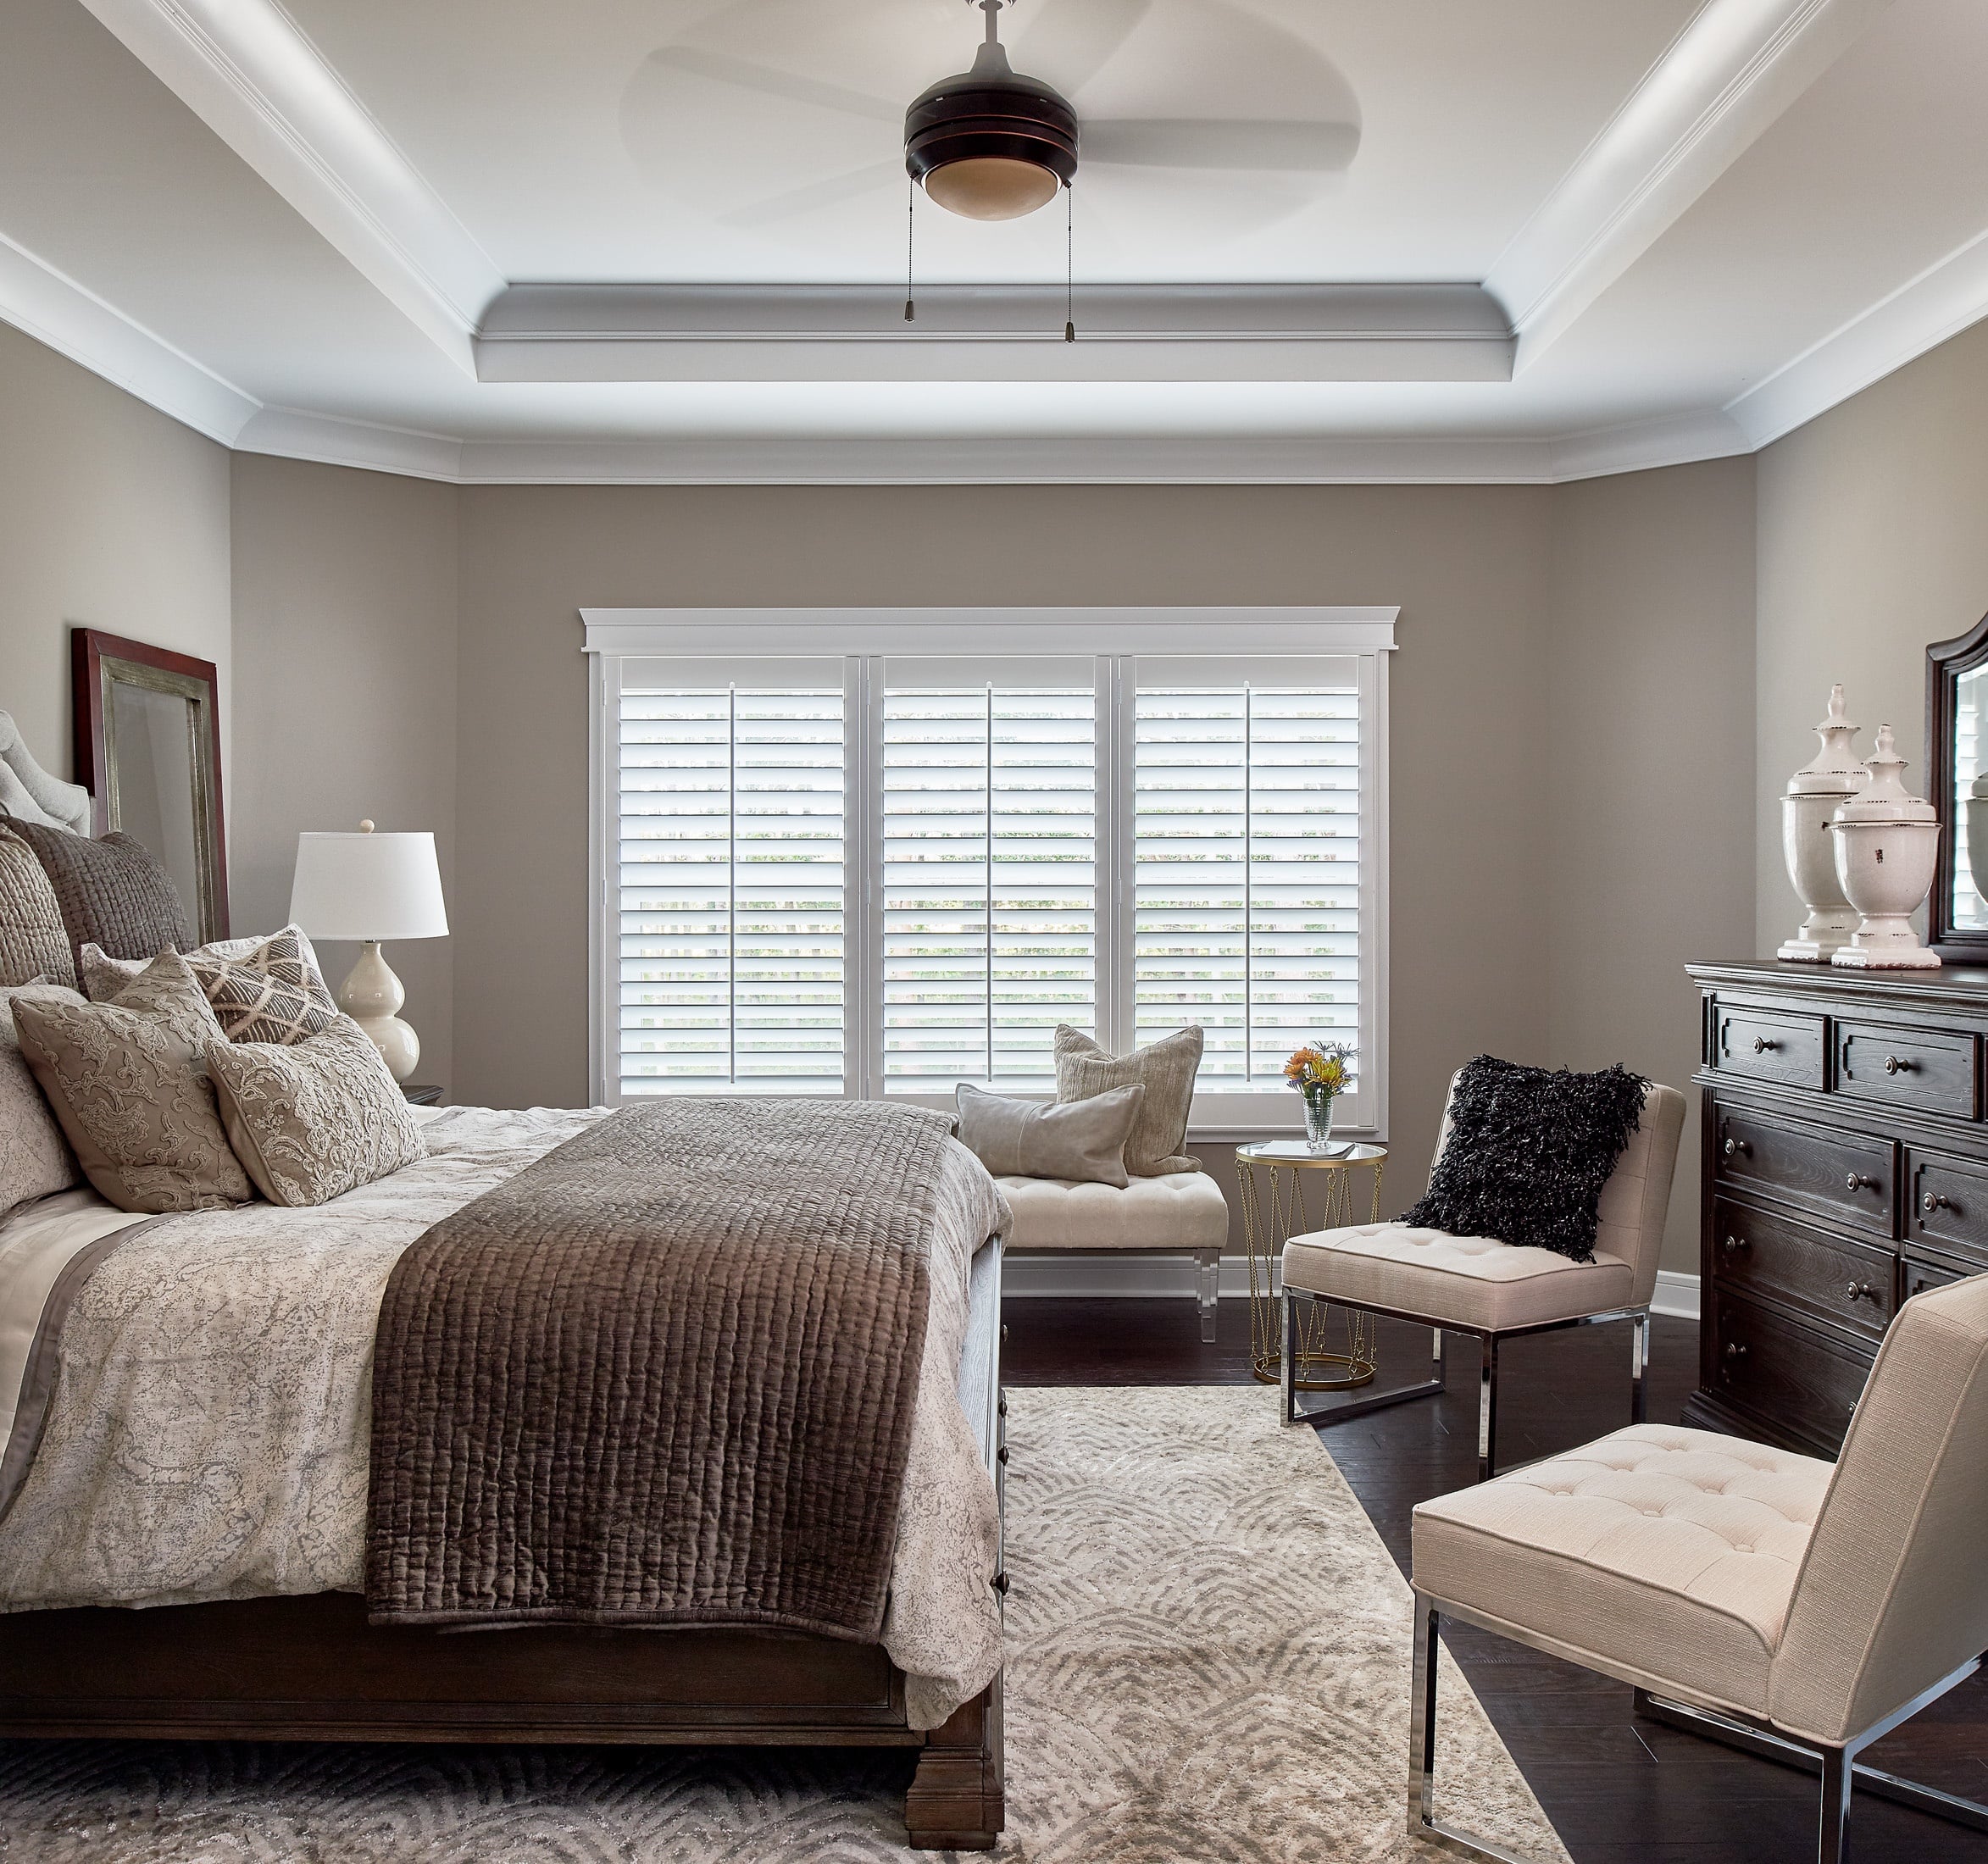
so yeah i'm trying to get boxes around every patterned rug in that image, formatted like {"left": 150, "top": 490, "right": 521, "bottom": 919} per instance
{"left": 0, "top": 1386, "right": 1567, "bottom": 1862}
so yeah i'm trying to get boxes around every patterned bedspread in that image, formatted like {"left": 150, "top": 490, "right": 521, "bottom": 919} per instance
{"left": 0, "top": 1107, "right": 1004, "bottom": 1728}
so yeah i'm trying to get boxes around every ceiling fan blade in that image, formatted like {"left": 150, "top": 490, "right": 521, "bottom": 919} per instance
{"left": 1013, "top": 0, "right": 1152, "bottom": 92}
{"left": 1083, "top": 118, "right": 1360, "bottom": 173}
{"left": 719, "top": 160, "right": 902, "bottom": 229}
{"left": 650, "top": 47, "right": 901, "bottom": 123}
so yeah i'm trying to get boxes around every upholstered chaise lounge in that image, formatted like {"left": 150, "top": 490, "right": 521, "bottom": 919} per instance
{"left": 998, "top": 1172, "right": 1231, "bottom": 1340}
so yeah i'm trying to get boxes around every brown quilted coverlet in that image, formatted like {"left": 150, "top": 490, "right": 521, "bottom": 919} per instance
{"left": 366, "top": 1097, "right": 953, "bottom": 1638}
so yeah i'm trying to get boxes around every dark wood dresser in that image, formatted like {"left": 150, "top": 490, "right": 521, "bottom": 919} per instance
{"left": 1686, "top": 960, "right": 1988, "bottom": 1457}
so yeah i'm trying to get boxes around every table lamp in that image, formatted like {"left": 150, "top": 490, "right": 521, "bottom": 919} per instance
{"left": 289, "top": 821, "right": 448, "bottom": 1081}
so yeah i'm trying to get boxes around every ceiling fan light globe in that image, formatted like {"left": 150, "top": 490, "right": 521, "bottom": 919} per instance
{"left": 923, "top": 157, "right": 1060, "bottom": 220}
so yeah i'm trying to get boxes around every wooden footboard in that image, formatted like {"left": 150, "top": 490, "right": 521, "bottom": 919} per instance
{"left": 0, "top": 1592, "right": 1003, "bottom": 1847}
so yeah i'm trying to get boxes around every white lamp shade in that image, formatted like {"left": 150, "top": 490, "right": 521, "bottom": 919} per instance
{"left": 289, "top": 830, "right": 448, "bottom": 942}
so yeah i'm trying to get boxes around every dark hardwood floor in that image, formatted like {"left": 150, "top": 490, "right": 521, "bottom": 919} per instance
{"left": 1002, "top": 1294, "right": 1988, "bottom": 1864}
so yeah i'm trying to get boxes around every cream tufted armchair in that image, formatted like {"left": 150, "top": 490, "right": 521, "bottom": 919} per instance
{"left": 1280, "top": 1075, "right": 1685, "bottom": 1479}
{"left": 1407, "top": 1273, "right": 1988, "bottom": 1864}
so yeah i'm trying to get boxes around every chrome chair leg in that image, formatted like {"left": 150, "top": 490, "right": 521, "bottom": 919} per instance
{"left": 1630, "top": 1311, "right": 1649, "bottom": 1425}
{"left": 1478, "top": 1335, "right": 1500, "bottom": 1483}
{"left": 1279, "top": 1290, "right": 1299, "bottom": 1425}
{"left": 1195, "top": 1249, "right": 1219, "bottom": 1345}
{"left": 1819, "top": 1743, "right": 1852, "bottom": 1864}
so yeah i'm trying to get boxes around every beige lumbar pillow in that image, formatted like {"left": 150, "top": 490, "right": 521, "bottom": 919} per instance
{"left": 1053, "top": 1024, "right": 1204, "bottom": 1176}
{"left": 0, "top": 979, "right": 84, "bottom": 1218}
{"left": 0, "top": 832, "right": 77, "bottom": 990}
{"left": 955, "top": 1080, "right": 1145, "bottom": 1187}
{"left": 207, "top": 1016, "right": 425, "bottom": 1207}
{"left": 11, "top": 951, "right": 253, "bottom": 1213}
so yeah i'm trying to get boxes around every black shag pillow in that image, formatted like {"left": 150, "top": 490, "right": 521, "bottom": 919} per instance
{"left": 1402, "top": 1056, "right": 1649, "bottom": 1262}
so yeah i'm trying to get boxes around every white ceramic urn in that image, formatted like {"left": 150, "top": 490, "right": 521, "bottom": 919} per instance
{"left": 1830, "top": 724, "right": 1941, "bottom": 970}
{"left": 1778, "top": 684, "right": 1865, "bottom": 961}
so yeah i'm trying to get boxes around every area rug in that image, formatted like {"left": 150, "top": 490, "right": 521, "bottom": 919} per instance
{"left": 0, "top": 1386, "right": 1567, "bottom": 1861}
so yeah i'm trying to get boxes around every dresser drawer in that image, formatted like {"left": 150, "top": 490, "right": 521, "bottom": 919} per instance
{"left": 1711, "top": 1004, "right": 1825, "bottom": 1090}
{"left": 1710, "top": 1196, "right": 1896, "bottom": 1341}
{"left": 1835, "top": 1021, "right": 1979, "bottom": 1119}
{"left": 1902, "top": 1251, "right": 1979, "bottom": 1301}
{"left": 1713, "top": 1103, "right": 1895, "bottom": 1239}
{"left": 1906, "top": 1151, "right": 1988, "bottom": 1266}
{"left": 1708, "top": 1287, "right": 1874, "bottom": 1456}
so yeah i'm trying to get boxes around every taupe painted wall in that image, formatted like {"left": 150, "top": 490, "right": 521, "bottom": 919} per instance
{"left": 1757, "top": 317, "right": 1988, "bottom": 953}
{"left": 229, "top": 455, "right": 460, "bottom": 1093}
{"left": 1548, "top": 458, "right": 1758, "bottom": 1271}
{"left": 0, "top": 322, "right": 230, "bottom": 791}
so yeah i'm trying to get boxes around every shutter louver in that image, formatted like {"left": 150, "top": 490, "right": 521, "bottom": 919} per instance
{"left": 616, "top": 679, "right": 847, "bottom": 1096}
{"left": 881, "top": 674, "right": 1097, "bottom": 1089}
{"left": 1134, "top": 672, "right": 1360, "bottom": 1090}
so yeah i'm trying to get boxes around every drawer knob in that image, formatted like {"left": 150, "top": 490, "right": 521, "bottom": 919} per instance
{"left": 1753, "top": 1035, "right": 1779, "bottom": 1054}
{"left": 1724, "top": 1341, "right": 1748, "bottom": 1361}
{"left": 1724, "top": 1137, "right": 1751, "bottom": 1159}
{"left": 1884, "top": 1054, "right": 1914, "bottom": 1075}
{"left": 1722, "top": 1234, "right": 1747, "bottom": 1254}
{"left": 1923, "top": 1191, "right": 1952, "bottom": 1214}
{"left": 1846, "top": 1281, "right": 1878, "bottom": 1302}
{"left": 1846, "top": 1172, "right": 1877, "bottom": 1192}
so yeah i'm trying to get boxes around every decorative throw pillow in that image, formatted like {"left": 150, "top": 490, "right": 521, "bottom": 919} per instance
{"left": 190, "top": 927, "right": 337, "bottom": 1044}
{"left": 0, "top": 979, "right": 84, "bottom": 1218}
{"left": 0, "top": 831, "right": 77, "bottom": 989}
{"left": 1053, "top": 1024, "right": 1203, "bottom": 1176}
{"left": 207, "top": 1016, "right": 425, "bottom": 1207}
{"left": 81, "top": 924, "right": 328, "bottom": 1004}
{"left": 11, "top": 951, "right": 253, "bottom": 1213}
{"left": 2, "top": 818, "right": 191, "bottom": 970}
{"left": 955, "top": 1080, "right": 1145, "bottom": 1187}
{"left": 1402, "top": 1055, "right": 1649, "bottom": 1262}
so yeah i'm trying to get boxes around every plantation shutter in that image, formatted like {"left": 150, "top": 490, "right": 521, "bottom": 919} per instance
{"left": 1132, "top": 657, "right": 1363, "bottom": 1091}
{"left": 614, "top": 658, "right": 847, "bottom": 1096}
{"left": 880, "top": 658, "right": 1098, "bottom": 1090}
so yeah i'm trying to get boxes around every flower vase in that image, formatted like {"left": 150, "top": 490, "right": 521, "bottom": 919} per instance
{"left": 1303, "top": 1089, "right": 1336, "bottom": 1149}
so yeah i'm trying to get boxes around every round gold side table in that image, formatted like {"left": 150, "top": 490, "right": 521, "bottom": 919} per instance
{"left": 1235, "top": 1140, "right": 1388, "bottom": 1390}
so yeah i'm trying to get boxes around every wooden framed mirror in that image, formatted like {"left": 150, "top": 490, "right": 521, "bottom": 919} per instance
{"left": 71, "top": 629, "right": 229, "bottom": 943}
{"left": 1927, "top": 611, "right": 1988, "bottom": 958}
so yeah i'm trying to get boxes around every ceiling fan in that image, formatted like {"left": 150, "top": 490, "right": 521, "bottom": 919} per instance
{"left": 647, "top": 0, "right": 1360, "bottom": 231}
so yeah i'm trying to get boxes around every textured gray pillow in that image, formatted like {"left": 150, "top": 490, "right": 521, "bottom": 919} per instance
{"left": 0, "top": 832, "right": 77, "bottom": 990}
{"left": 2, "top": 820, "right": 190, "bottom": 971}
{"left": 0, "top": 980, "right": 84, "bottom": 1217}
{"left": 955, "top": 1080, "right": 1144, "bottom": 1187}
{"left": 208, "top": 1017, "right": 426, "bottom": 1207}
{"left": 1053, "top": 1024, "right": 1204, "bottom": 1176}
{"left": 11, "top": 951, "right": 253, "bottom": 1213}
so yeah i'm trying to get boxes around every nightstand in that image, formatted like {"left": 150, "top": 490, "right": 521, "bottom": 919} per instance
{"left": 400, "top": 1084, "right": 442, "bottom": 1106}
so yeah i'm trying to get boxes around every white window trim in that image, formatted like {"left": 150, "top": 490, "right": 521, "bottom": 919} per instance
{"left": 585, "top": 606, "right": 1396, "bottom": 1143}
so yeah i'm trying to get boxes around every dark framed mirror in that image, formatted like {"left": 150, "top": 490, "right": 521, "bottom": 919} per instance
{"left": 1928, "top": 611, "right": 1988, "bottom": 958}
{"left": 71, "top": 628, "right": 230, "bottom": 943}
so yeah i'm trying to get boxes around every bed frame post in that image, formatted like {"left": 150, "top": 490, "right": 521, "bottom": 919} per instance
{"left": 905, "top": 1673, "right": 1004, "bottom": 1850}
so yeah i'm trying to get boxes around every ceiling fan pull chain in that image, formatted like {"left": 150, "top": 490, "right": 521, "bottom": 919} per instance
{"left": 905, "top": 177, "right": 916, "bottom": 323}
{"left": 1065, "top": 181, "right": 1076, "bottom": 342}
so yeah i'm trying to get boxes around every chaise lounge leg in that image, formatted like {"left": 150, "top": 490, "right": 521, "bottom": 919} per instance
{"left": 1631, "top": 1312, "right": 1649, "bottom": 1427}
{"left": 1280, "top": 1289, "right": 1300, "bottom": 1424}
{"left": 1478, "top": 1334, "right": 1500, "bottom": 1483}
{"left": 906, "top": 1674, "right": 1003, "bottom": 1850}
{"left": 1196, "top": 1250, "right": 1219, "bottom": 1344}
{"left": 1819, "top": 1742, "right": 1852, "bottom": 1864}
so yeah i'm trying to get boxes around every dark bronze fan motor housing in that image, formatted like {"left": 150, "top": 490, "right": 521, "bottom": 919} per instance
{"left": 903, "top": 42, "right": 1077, "bottom": 220}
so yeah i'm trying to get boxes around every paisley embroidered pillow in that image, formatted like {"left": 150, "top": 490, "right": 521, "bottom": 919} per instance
{"left": 11, "top": 951, "right": 253, "bottom": 1213}
{"left": 207, "top": 1016, "right": 425, "bottom": 1207}
{"left": 0, "top": 979, "right": 84, "bottom": 1217}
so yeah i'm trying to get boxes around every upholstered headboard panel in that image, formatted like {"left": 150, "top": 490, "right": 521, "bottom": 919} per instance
{"left": 0, "top": 713, "right": 90, "bottom": 836}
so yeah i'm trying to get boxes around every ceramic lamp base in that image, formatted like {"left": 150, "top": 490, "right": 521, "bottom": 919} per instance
{"left": 336, "top": 941, "right": 422, "bottom": 1081}
{"left": 1831, "top": 926, "right": 1941, "bottom": 970}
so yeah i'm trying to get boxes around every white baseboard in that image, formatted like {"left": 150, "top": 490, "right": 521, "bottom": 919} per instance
{"left": 1003, "top": 1251, "right": 1706, "bottom": 1323}
{"left": 1652, "top": 1269, "right": 1702, "bottom": 1322}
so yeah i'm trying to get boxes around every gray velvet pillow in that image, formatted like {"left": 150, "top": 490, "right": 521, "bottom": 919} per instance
{"left": 955, "top": 1081, "right": 1145, "bottom": 1187}
{"left": 1053, "top": 1024, "right": 1204, "bottom": 1175}
{"left": 0, "top": 832, "right": 77, "bottom": 990}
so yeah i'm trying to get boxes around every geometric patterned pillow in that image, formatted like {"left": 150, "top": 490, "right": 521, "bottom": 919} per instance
{"left": 188, "top": 925, "right": 340, "bottom": 1046}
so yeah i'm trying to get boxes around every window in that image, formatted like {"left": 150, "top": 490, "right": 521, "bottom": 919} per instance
{"left": 589, "top": 611, "right": 1391, "bottom": 1137}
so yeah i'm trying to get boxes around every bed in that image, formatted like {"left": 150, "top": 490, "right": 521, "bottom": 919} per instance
{"left": 0, "top": 1103, "right": 1008, "bottom": 1851}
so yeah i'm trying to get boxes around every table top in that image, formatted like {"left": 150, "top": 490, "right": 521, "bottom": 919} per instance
{"left": 1235, "top": 1140, "right": 1387, "bottom": 1168}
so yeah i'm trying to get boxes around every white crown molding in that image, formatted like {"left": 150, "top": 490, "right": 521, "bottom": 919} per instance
{"left": 1725, "top": 220, "right": 1988, "bottom": 447}
{"left": 0, "top": 227, "right": 258, "bottom": 444}
{"left": 231, "top": 404, "right": 464, "bottom": 479}
{"left": 1547, "top": 408, "right": 1754, "bottom": 480}
{"left": 1487, "top": 0, "right": 1891, "bottom": 369}
{"left": 476, "top": 283, "right": 1514, "bottom": 385}
{"left": 72, "top": 0, "right": 503, "bottom": 370}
